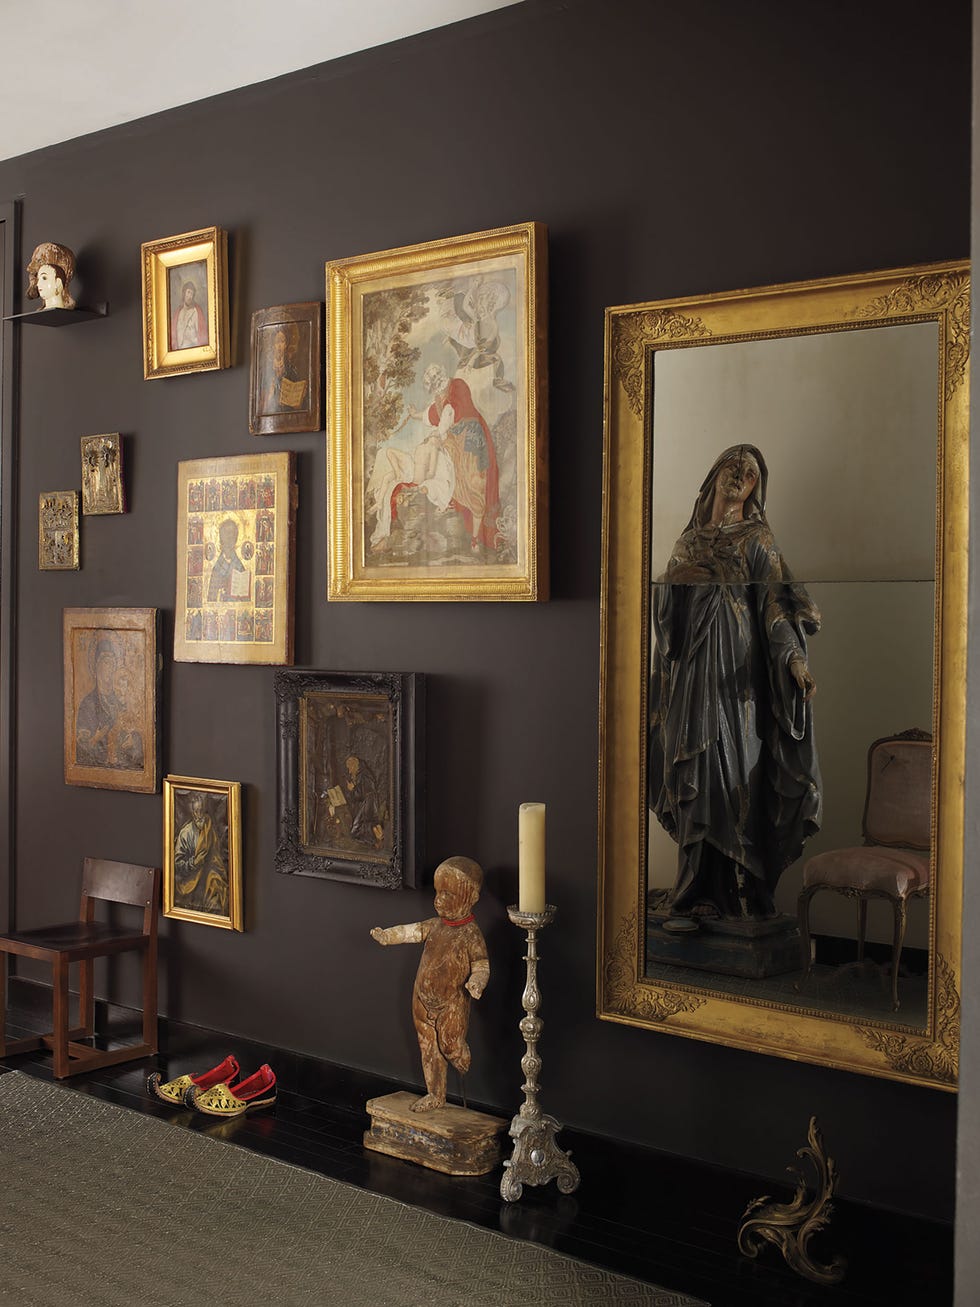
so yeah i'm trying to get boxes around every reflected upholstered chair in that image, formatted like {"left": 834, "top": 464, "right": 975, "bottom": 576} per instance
{"left": 798, "top": 729, "right": 932, "bottom": 1011}
{"left": 0, "top": 858, "right": 159, "bottom": 1078}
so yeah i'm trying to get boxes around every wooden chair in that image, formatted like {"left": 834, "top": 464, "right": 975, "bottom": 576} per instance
{"left": 0, "top": 858, "right": 159, "bottom": 1078}
{"left": 798, "top": 730, "right": 931, "bottom": 1011}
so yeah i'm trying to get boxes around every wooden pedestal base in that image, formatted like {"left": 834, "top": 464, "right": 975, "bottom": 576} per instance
{"left": 364, "top": 1091, "right": 508, "bottom": 1176}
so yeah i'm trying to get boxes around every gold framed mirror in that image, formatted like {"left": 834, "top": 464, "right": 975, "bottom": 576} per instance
{"left": 597, "top": 262, "right": 968, "bottom": 1090}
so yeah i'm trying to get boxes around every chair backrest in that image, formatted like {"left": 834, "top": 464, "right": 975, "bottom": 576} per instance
{"left": 81, "top": 858, "right": 160, "bottom": 934}
{"left": 863, "top": 730, "right": 932, "bottom": 851}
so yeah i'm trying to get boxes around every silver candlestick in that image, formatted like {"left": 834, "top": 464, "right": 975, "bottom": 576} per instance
{"left": 500, "top": 904, "right": 580, "bottom": 1202}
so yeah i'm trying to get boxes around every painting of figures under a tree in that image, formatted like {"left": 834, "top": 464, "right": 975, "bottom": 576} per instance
{"left": 327, "top": 223, "right": 548, "bottom": 601}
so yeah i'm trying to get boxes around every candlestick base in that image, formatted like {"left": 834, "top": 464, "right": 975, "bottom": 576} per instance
{"left": 500, "top": 1109, "right": 581, "bottom": 1201}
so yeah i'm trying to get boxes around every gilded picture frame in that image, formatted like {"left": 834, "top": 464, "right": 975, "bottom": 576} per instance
{"left": 141, "top": 226, "right": 229, "bottom": 379}
{"left": 597, "top": 262, "right": 968, "bottom": 1092}
{"left": 163, "top": 775, "right": 243, "bottom": 931}
{"left": 326, "top": 222, "right": 548, "bottom": 601}
{"left": 249, "top": 302, "right": 322, "bottom": 435}
{"left": 63, "top": 607, "right": 161, "bottom": 794}
{"left": 80, "top": 433, "right": 125, "bottom": 515}
{"left": 274, "top": 669, "right": 424, "bottom": 889}
{"left": 174, "top": 451, "right": 296, "bottom": 665}
{"left": 39, "top": 490, "right": 79, "bottom": 570}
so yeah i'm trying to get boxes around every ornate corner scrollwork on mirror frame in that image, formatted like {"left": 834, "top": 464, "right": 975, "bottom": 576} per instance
{"left": 603, "top": 909, "right": 708, "bottom": 1023}
{"left": 610, "top": 309, "right": 713, "bottom": 419}
{"left": 860, "top": 952, "right": 960, "bottom": 1085}
{"left": 849, "top": 269, "right": 970, "bottom": 400}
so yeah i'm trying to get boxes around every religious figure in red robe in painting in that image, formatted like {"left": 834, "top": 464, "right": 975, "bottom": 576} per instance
{"left": 367, "top": 364, "right": 501, "bottom": 556}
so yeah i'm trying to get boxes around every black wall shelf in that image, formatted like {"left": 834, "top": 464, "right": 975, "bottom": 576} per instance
{"left": 2, "top": 304, "right": 108, "bottom": 327}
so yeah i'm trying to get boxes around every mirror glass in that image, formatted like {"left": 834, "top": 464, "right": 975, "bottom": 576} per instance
{"left": 646, "top": 325, "right": 937, "bottom": 1027}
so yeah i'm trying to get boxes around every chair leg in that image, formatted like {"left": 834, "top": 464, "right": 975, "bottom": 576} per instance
{"left": 856, "top": 897, "right": 868, "bottom": 962}
{"left": 79, "top": 959, "right": 95, "bottom": 1038}
{"left": 51, "top": 956, "right": 70, "bottom": 1078}
{"left": 0, "top": 950, "right": 46, "bottom": 1061}
{"left": 142, "top": 944, "right": 158, "bottom": 1054}
{"left": 891, "top": 898, "right": 908, "bottom": 1012}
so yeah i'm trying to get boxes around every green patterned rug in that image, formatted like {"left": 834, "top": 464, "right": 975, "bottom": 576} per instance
{"left": 0, "top": 1072, "right": 706, "bottom": 1306}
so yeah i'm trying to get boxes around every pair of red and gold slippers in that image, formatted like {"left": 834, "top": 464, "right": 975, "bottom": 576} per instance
{"left": 147, "top": 1055, "right": 277, "bottom": 1118}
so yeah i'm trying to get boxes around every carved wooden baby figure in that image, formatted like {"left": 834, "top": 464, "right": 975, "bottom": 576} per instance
{"left": 371, "top": 855, "right": 489, "bottom": 1112}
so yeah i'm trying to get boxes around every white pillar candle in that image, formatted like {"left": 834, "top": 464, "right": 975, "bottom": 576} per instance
{"left": 518, "top": 802, "right": 546, "bottom": 913}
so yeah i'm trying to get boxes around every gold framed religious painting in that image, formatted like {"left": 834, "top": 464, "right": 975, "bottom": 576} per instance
{"left": 174, "top": 451, "right": 296, "bottom": 665}
{"left": 141, "top": 226, "right": 229, "bottom": 379}
{"left": 63, "top": 608, "right": 161, "bottom": 793}
{"left": 326, "top": 222, "right": 548, "bottom": 601}
{"left": 274, "top": 669, "right": 424, "bottom": 889}
{"left": 598, "top": 262, "right": 968, "bottom": 1092}
{"left": 163, "top": 775, "right": 243, "bottom": 931}
{"left": 39, "top": 491, "right": 79, "bottom": 570}
{"left": 249, "top": 302, "right": 322, "bottom": 435}
{"left": 80, "top": 433, "right": 125, "bottom": 515}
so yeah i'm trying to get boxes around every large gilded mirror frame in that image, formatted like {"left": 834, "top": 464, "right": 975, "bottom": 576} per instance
{"left": 597, "top": 262, "right": 968, "bottom": 1090}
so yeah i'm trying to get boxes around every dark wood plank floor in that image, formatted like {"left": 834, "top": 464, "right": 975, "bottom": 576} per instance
{"left": 0, "top": 982, "right": 952, "bottom": 1307}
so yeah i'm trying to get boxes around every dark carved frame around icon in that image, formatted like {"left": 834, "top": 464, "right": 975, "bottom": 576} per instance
{"left": 274, "top": 669, "right": 424, "bottom": 889}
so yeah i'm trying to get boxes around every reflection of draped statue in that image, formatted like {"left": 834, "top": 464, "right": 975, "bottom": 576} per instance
{"left": 649, "top": 445, "right": 822, "bottom": 926}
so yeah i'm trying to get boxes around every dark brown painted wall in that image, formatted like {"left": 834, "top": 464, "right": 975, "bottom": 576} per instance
{"left": 0, "top": 0, "right": 968, "bottom": 1218}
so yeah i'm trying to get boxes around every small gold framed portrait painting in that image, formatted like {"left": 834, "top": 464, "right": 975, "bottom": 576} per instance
{"left": 80, "top": 433, "right": 125, "bottom": 515}
{"left": 63, "top": 608, "right": 160, "bottom": 793}
{"left": 175, "top": 450, "right": 296, "bottom": 665}
{"left": 249, "top": 302, "right": 322, "bottom": 435}
{"left": 164, "top": 775, "right": 243, "bottom": 931}
{"left": 39, "top": 490, "right": 79, "bottom": 570}
{"left": 326, "top": 221, "right": 548, "bottom": 601}
{"left": 141, "top": 226, "right": 229, "bottom": 379}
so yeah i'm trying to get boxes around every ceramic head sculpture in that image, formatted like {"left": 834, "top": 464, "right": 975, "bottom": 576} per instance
{"left": 26, "top": 241, "right": 77, "bottom": 310}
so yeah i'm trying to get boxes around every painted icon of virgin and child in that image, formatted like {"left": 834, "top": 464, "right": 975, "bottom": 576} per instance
{"left": 75, "top": 636, "right": 144, "bottom": 772}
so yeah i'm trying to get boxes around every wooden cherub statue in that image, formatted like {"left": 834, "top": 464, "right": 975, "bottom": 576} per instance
{"left": 26, "top": 241, "right": 77, "bottom": 310}
{"left": 371, "top": 855, "right": 489, "bottom": 1113}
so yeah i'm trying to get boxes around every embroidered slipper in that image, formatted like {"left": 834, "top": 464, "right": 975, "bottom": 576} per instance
{"left": 186, "top": 1063, "right": 277, "bottom": 1117}
{"left": 146, "top": 1054, "right": 240, "bottom": 1107}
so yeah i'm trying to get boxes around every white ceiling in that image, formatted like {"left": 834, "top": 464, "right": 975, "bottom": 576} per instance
{"left": 0, "top": 0, "right": 519, "bottom": 162}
